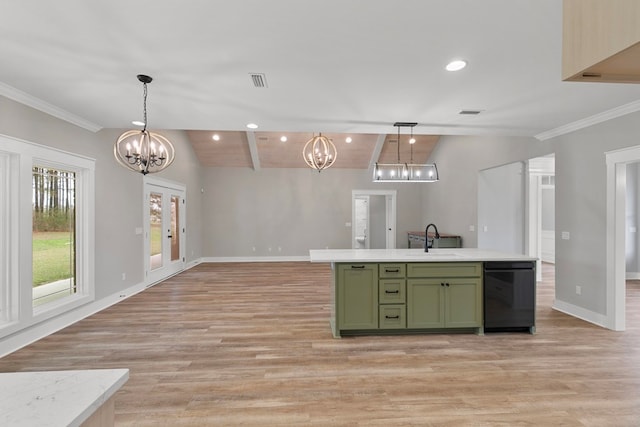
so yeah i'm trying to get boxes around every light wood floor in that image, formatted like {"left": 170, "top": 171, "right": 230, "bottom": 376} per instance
{"left": 1, "top": 262, "right": 639, "bottom": 426}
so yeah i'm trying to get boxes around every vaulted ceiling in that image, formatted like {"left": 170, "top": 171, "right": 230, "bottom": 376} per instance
{"left": 2, "top": 1, "right": 640, "bottom": 170}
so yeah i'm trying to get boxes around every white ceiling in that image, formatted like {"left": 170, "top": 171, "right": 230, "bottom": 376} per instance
{"left": 1, "top": 0, "right": 640, "bottom": 139}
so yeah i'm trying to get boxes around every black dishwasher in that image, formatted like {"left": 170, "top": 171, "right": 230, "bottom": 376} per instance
{"left": 483, "top": 261, "right": 536, "bottom": 333}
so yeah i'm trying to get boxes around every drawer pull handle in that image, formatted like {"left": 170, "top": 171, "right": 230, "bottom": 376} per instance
{"left": 385, "top": 315, "right": 400, "bottom": 319}
{"left": 351, "top": 265, "right": 365, "bottom": 269}
{"left": 385, "top": 268, "right": 400, "bottom": 273}
{"left": 385, "top": 290, "right": 399, "bottom": 294}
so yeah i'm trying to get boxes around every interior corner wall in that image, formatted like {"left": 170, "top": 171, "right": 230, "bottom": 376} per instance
{"left": 201, "top": 168, "right": 425, "bottom": 257}
{"left": 424, "top": 110, "right": 640, "bottom": 320}
{"left": 422, "top": 135, "right": 549, "bottom": 248}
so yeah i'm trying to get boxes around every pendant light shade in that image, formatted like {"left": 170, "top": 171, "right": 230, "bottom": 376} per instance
{"left": 303, "top": 133, "right": 337, "bottom": 172}
{"left": 373, "top": 122, "right": 439, "bottom": 182}
{"left": 114, "top": 75, "right": 175, "bottom": 175}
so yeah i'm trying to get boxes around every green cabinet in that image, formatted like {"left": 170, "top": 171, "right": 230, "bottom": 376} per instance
{"left": 336, "top": 264, "right": 378, "bottom": 330}
{"left": 333, "top": 261, "right": 482, "bottom": 337}
{"left": 407, "top": 263, "right": 482, "bottom": 330}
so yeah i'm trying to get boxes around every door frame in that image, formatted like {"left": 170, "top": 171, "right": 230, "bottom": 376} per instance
{"left": 352, "top": 190, "right": 396, "bottom": 249}
{"left": 605, "top": 145, "right": 640, "bottom": 331}
{"left": 143, "top": 176, "right": 186, "bottom": 286}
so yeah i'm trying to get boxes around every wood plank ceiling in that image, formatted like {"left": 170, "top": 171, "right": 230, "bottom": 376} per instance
{"left": 186, "top": 130, "right": 440, "bottom": 169}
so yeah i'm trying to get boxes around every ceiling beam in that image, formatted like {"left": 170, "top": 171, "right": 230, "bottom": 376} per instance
{"left": 246, "top": 131, "right": 261, "bottom": 171}
{"left": 368, "top": 133, "right": 387, "bottom": 172}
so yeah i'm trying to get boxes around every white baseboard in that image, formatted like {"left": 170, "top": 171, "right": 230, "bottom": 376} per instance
{"left": 552, "top": 299, "right": 609, "bottom": 329}
{"left": 625, "top": 272, "right": 640, "bottom": 280}
{"left": 201, "top": 256, "right": 310, "bottom": 263}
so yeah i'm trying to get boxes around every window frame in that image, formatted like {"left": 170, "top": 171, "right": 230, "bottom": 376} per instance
{"left": 0, "top": 134, "right": 95, "bottom": 338}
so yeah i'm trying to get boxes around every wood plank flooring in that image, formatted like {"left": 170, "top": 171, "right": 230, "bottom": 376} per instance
{"left": 1, "top": 262, "right": 640, "bottom": 426}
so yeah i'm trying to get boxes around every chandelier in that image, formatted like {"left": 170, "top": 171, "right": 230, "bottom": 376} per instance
{"left": 303, "top": 133, "right": 337, "bottom": 172}
{"left": 373, "top": 122, "right": 439, "bottom": 182}
{"left": 114, "top": 75, "right": 175, "bottom": 175}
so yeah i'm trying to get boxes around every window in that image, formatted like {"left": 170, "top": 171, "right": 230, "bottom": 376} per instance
{"left": 32, "top": 166, "right": 77, "bottom": 307}
{"left": 0, "top": 134, "right": 94, "bottom": 337}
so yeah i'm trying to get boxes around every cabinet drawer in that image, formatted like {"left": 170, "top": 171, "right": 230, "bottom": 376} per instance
{"left": 379, "top": 279, "right": 406, "bottom": 304}
{"left": 379, "top": 304, "right": 406, "bottom": 329}
{"left": 379, "top": 263, "right": 405, "bottom": 278}
{"left": 407, "top": 262, "right": 482, "bottom": 278}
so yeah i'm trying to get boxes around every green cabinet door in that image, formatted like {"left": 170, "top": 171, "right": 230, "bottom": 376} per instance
{"left": 407, "top": 279, "right": 445, "bottom": 328}
{"left": 337, "top": 264, "right": 378, "bottom": 330}
{"left": 445, "top": 278, "right": 482, "bottom": 328}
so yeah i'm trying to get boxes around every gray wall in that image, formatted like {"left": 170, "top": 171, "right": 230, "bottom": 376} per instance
{"left": 201, "top": 167, "right": 426, "bottom": 256}
{"left": 477, "top": 161, "right": 525, "bottom": 253}
{"left": 424, "top": 112, "right": 640, "bottom": 317}
{"left": 0, "top": 96, "right": 203, "bottom": 303}
{"left": 422, "top": 135, "right": 550, "bottom": 248}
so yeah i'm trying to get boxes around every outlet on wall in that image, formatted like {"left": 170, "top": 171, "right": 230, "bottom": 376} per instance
{"left": 576, "top": 285, "right": 581, "bottom": 295}
{"left": 122, "top": 273, "right": 126, "bottom": 281}
{"left": 469, "top": 225, "right": 475, "bottom": 232}
{"left": 562, "top": 231, "right": 570, "bottom": 240}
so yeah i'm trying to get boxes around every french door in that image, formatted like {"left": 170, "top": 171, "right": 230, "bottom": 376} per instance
{"left": 144, "top": 177, "right": 185, "bottom": 285}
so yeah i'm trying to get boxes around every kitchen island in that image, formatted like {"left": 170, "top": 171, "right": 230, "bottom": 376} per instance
{"left": 309, "top": 248, "right": 536, "bottom": 337}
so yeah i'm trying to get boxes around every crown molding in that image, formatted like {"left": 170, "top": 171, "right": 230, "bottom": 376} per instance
{"left": 535, "top": 100, "right": 640, "bottom": 141}
{"left": 0, "top": 81, "right": 102, "bottom": 133}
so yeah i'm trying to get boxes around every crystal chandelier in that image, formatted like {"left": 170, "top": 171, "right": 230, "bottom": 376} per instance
{"left": 303, "top": 133, "right": 337, "bottom": 172}
{"left": 374, "top": 122, "right": 439, "bottom": 182}
{"left": 114, "top": 75, "right": 175, "bottom": 175}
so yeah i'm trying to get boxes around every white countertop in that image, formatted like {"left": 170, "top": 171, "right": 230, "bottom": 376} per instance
{"left": 0, "top": 368, "right": 129, "bottom": 427}
{"left": 309, "top": 248, "right": 536, "bottom": 263}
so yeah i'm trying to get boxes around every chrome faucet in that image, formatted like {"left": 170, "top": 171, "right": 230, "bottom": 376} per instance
{"left": 424, "top": 223, "right": 440, "bottom": 252}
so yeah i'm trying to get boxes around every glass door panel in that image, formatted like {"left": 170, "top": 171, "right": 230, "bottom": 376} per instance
{"left": 170, "top": 195, "right": 179, "bottom": 262}
{"left": 150, "top": 191, "right": 163, "bottom": 270}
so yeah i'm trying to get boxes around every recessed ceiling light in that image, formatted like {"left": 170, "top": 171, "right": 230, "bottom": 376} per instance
{"left": 446, "top": 60, "right": 467, "bottom": 71}
{"left": 132, "top": 120, "right": 145, "bottom": 126}
{"left": 280, "top": 136, "right": 287, "bottom": 142}
{"left": 212, "top": 134, "right": 220, "bottom": 141}
{"left": 345, "top": 137, "right": 352, "bottom": 143}
{"left": 409, "top": 137, "right": 416, "bottom": 144}
{"left": 246, "top": 123, "right": 258, "bottom": 129}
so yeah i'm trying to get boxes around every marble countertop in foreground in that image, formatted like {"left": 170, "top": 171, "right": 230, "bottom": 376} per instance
{"left": 0, "top": 368, "right": 129, "bottom": 427}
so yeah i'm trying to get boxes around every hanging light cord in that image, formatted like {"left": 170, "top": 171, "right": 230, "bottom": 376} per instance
{"left": 141, "top": 82, "right": 148, "bottom": 132}
{"left": 397, "top": 126, "right": 401, "bottom": 163}
{"left": 410, "top": 127, "right": 414, "bottom": 163}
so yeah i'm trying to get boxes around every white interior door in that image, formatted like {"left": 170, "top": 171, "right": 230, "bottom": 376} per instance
{"left": 144, "top": 177, "right": 185, "bottom": 285}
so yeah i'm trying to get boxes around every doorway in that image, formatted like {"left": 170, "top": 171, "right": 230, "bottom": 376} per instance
{"left": 352, "top": 190, "right": 396, "bottom": 249}
{"left": 144, "top": 177, "right": 186, "bottom": 285}
{"left": 606, "top": 146, "right": 640, "bottom": 331}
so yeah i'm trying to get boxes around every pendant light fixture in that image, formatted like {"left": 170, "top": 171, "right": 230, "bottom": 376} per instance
{"left": 114, "top": 74, "right": 175, "bottom": 175}
{"left": 303, "top": 133, "right": 337, "bottom": 172}
{"left": 373, "top": 122, "right": 439, "bottom": 182}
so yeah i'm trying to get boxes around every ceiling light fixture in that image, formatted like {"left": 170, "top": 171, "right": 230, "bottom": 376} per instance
{"left": 345, "top": 137, "right": 352, "bottom": 143}
{"left": 246, "top": 123, "right": 258, "bottom": 129}
{"left": 114, "top": 74, "right": 175, "bottom": 175}
{"left": 303, "top": 133, "right": 337, "bottom": 172}
{"left": 446, "top": 59, "right": 467, "bottom": 71}
{"left": 373, "top": 122, "right": 439, "bottom": 183}
{"left": 212, "top": 134, "right": 220, "bottom": 141}
{"left": 280, "top": 136, "right": 287, "bottom": 142}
